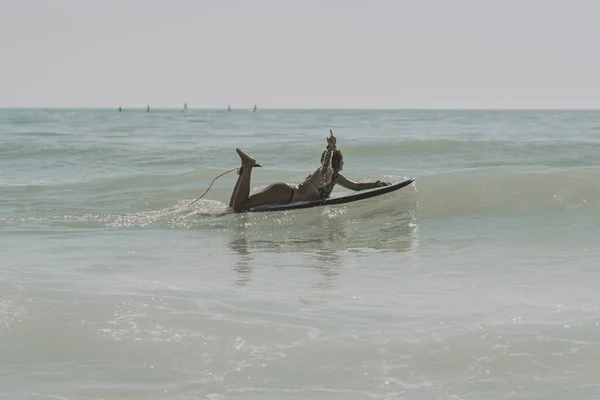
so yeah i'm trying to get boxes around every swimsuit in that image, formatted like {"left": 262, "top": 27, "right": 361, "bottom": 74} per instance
{"left": 300, "top": 147, "right": 338, "bottom": 199}
{"left": 287, "top": 184, "right": 296, "bottom": 203}
{"left": 307, "top": 172, "right": 337, "bottom": 199}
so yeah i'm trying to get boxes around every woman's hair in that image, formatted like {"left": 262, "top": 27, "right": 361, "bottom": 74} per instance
{"left": 332, "top": 149, "right": 343, "bottom": 171}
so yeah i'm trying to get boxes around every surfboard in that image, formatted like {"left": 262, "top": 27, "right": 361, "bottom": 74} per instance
{"left": 215, "top": 178, "right": 414, "bottom": 215}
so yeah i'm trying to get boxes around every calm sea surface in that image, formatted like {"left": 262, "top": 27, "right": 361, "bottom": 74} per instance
{"left": 1, "top": 109, "right": 600, "bottom": 399}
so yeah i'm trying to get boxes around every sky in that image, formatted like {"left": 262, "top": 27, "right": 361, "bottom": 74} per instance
{"left": 1, "top": 0, "right": 599, "bottom": 109}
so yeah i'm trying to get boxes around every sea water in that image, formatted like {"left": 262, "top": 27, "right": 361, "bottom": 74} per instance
{"left": 1, "top": 109, "right": 600, "bottom": 399}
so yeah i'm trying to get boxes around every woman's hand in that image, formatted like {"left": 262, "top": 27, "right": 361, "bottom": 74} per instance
{"left": 327, "top": 129, "right": 337, "bottom": 149}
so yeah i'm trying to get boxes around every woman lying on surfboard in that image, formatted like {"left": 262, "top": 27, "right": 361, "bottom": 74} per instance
{"left": 228, "top": 130, "right": 391, "bottom": 212}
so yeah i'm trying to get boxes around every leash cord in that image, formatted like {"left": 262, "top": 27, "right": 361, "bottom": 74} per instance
{"left": 188, "top": 167, "right": 240, "bottom": 206}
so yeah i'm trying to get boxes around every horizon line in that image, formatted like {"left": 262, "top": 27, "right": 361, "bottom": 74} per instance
{"left": 1, "top": 106, "right": 599, "bottom": 111}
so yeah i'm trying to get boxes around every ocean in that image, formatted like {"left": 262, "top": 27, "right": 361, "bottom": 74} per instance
{"left": 1, "top": 108, "right": 600, "bottom": 399}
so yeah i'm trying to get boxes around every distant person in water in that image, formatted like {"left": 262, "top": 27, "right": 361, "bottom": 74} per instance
{"left": 118, "top": 106, "right": 122, "bottom": 112}
{"left": 228, "top": 104, "right": 231, "bottom": 111}
{"left": 147, "top": 105, "right": 150, "bottom": 112}
{"left": 253, "top": 105, "right": 257, "bottom": 112}
{"left": 228, "top": 130, "right": 391, "bottom": 212}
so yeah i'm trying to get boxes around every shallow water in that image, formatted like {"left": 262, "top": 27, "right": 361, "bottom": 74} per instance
{"left": 2, "top": 109, "right": 600, "bottom": 399}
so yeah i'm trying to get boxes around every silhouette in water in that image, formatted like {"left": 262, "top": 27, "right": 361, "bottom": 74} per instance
{"left": 253, "top": 104, "right": 257, "bottom": 112}
{"left": 184, "top": 102, "right": 188, "bottom": 113}
{"left": 228, "top": 104, "right": 231, "bottom": 111}
{"left": 118, "top": 106, "right": 122, "bottom": 112}
{"left": 147, "top": 105, "right": 150, "bottom": 112}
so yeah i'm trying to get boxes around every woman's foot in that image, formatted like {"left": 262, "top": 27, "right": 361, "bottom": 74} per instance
{"left": 236, "top": 148, "right": 263, "bottom": 168}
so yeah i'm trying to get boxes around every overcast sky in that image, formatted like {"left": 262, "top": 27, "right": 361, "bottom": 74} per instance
{"left": 1, "top": 0, "right": 599, "bottom": 109}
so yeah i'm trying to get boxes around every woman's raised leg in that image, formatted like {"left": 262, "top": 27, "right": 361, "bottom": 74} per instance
{"left": 228, "top": 166, "right": 243, "bottom": 208}
{"left": 232, "top": 148, "right": 293, "bottom": 212}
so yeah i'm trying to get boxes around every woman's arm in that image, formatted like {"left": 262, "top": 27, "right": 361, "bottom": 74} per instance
{"left": 336, "top": 174, "right": 391, "bottom": 191}
{"left": 320, "top": 147, "right": 335, "bottom": 170}
{"left": 320, "top": 130, "right": 337, "bottom": 170}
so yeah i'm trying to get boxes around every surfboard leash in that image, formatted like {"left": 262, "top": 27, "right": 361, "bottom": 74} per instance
{"left": 188, "top": 167, "right": 240, "bottom": 206}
